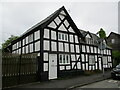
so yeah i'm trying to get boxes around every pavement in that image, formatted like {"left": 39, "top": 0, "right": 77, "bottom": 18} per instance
{"left": 3, "top": 71, "right": 111, "bottom": 90}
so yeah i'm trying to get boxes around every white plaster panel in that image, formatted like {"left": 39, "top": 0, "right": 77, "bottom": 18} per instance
{"left": 51, "top": 31, "right": 56, "bottom": 40}
{"left": 44, "top": 40, "right": 49, "bottom": 50}
{"left": 72, "top": 62, "right": 75, "bottom": 68}
{"left": 59, "top": 14, "right": 65, "bottom": 20}
{"left": 64, "top": 20, "right": 69, "bottom": 28}
{"left": 30, "top": 44, "right": 33, "bottom": 53}
{"left": 44, "top": 29, "right": 49, "bottom": 39}
{"left": 95, "top": 55, "right": 97, "bottom": 62}
{"left": 75, "top": 35, "right": 79, "bottom": 43}
{"left": 82, "top": 45, "right": 85, "bottom": 52}
{"left": 76, "top": 45, "right": 80, "bottom": 53}
{"left": 22, "top": 39, "right": 25, "bottom": 46}
{"left": 71, "top": 54, "right": 75, "bottom": 61}
{"left": 34, "top": 30, "right": 40, "bottom": 40}
{"left": 59, "top": 42, "right": 63, "bottom": 51}
{"left": 68, "top": 27, "right": 74, "bottom": 33}
{"left": 86, "top": 46, "right": 90, "bottom": 53}
{"left": 95, "top": 63, "right": 98, "bottom": 69}
{"left": 44, "top": 63, "right": 48, "bottom": 71}
{"left": 86, "top": 54, "right": 88, "bottom": 62}
{"left": 60, "top": 10, "right": 66, "bottom": 15}
{"left": 51, "top": 41, "right": 57, "bottom": 51}
{"left": 58, "top": 24, "right": 67, "bottom": 31}
{"left": 25, "top": 36, "right": 28, "bottom": 44}
{"left": 44, "top": 53, "right": 48, "bottom": 61}
{"left": 77, "top": 62, "right": 81, "bottom": 69}
{"left": 86, "top": 63, "right": 88, "bottom": 70}
{"left": 90, "top": 46, "right": 93, "bottom": 53}
{"left": 35, "top": 41, "right": 40, "bottom": 51}
{"left": 70, "top": 44, "right": 74, "bottom": 52}
{"left": 65, "top": 43, "right": 69, "bottom": 52}
{"left": 82, "top": 64, "right": 85, "bottom": 70}
{"left": 86, "top": 34, "right": 91, "bottom": 38}
{"left": 48, "top": 21, "right": 57, "bottom": 29}
{"left": 70, "top": 35, "right": 74, "bottom": 42}
{"left": 66, "top": 66, "right": 70, "bottom": 70}
{"left": 26, "top": 45, "right": 28, "bottom": 53}
{"left": 54, "top": 17, "right": 61, "bottom": 25}
{"left": 81, "top": 54, "right": 85, "bottom": 62}
{"left": 28, "top": 34, "right": 33, "bottom": 43}
{"left": 22, "top": 47, "right": 25, "bottom": 54}
{"left": 60, "top": 66, "right": 64, "bottom": 70}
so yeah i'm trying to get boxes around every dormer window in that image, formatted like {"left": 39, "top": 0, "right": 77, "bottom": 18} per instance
{"left": 86, "top": 38, "right": 94, "bottom": 44}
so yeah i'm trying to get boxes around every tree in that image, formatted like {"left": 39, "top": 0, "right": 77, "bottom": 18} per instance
{"left": 112, "top": 51, "right": 120, "bottom": 67}
{"left": 96, "top": 28, "right": 106, "bottom": 39}
{"left": 2, "top": 35, "right": 19, "bottom": 51}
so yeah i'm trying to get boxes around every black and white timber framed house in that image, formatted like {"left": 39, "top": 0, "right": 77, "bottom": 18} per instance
{"left": 79, "top": 30, "right": 113, "bottom": 71}
{"left": 6, "top": 6, "right": 113, "bottom": 80}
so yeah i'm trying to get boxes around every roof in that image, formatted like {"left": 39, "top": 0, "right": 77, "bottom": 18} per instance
{"left": 79, "top": 29, "right": 99, "bottom": 40}
{"left": 107, "top": 32, "right": 120, "bottom": 39}
{"left": 6, "top": 6, "right": 84, "bottom": 47}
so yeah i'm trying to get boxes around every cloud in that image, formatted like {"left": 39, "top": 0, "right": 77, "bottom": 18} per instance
{"left": 1, "top": 2, "right": 118, "bottom": 43}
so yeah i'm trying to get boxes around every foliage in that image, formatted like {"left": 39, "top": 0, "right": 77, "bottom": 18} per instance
{"left": 97, "top": 28, "right": 106, "bottom": 39}
{"left": 112, "top": 51, "right": 120, "bottom": 66}
{"left": 2, "top": 35, "right": 19, "bottom": 51}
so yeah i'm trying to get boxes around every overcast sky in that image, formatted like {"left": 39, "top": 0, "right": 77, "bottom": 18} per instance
{"left": 1, "top": 0, "right": 119, "bottom": 45}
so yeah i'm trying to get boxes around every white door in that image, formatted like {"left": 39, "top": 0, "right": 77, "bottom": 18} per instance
{"left": 98, "top": 58, "right": 102, "bottom": 70}
{"left": 49, "top": 54, "right": 57, "bottom": 79}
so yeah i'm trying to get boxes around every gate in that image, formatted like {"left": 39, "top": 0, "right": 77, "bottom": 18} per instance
{"left": 2, "top": 53, "right": 39, "bottom": 88}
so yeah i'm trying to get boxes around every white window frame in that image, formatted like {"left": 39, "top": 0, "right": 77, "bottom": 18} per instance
{"left": 59, "top": 54, "right": 70, "bottom": 64}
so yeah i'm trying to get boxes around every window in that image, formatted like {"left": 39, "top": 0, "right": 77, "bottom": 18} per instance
{"left": 89, "top": 55, "right": 95, "bottom": 65}
{"left": 111, "top": 39, "right": 115, "bottom": 43}
{"left": 58, "top": 33, "right": 61, "bottom": 39}
{"left": 58, "top": 32, "right": 68, "bottom": 41}
{"left": 59, "top": 54, "right": 70, "bottom": 64}
{"left": 59, "top": 55, "right": 62, "bottom": 63}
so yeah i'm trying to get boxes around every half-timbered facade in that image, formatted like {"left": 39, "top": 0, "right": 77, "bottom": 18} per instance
{"left": 6, "top": 6, "right": 113, "bottom": 80}
{"left": 80, "top": 30, "right": 113, "bottom": 71}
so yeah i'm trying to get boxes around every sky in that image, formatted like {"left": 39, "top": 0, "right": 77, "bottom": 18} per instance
{"left": 1, "top": 0, "right": 119, "bottom": 47}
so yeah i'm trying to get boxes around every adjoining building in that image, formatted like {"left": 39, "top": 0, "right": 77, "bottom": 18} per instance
{"left": 5, "top": 6, "right": 113, "bottom": 80}
{"left": 107, "top": 32, "right": 120, "bottom": 52}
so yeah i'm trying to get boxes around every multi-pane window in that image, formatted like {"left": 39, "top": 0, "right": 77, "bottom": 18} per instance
{"left": 59, "top": 54, "right": 70, "bottom": 64}
{"left": 58, "top": 32, "right": 68, "bottom": 41}
{"left": 89, "top": 55, "right": 95, "bottom": 65}
{"left": 86, "top": 38, "right": 94, "bottom": 44}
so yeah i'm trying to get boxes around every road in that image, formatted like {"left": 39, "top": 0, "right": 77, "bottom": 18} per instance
{"left": 74, "top": 79, "right": 120, "bottom": 90}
